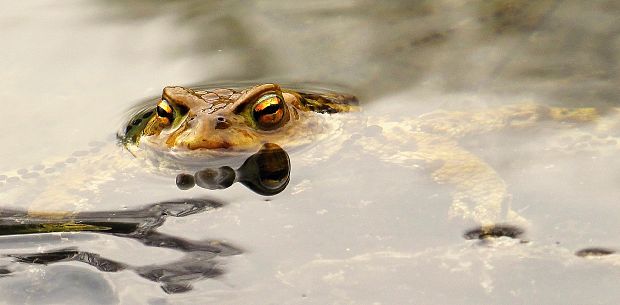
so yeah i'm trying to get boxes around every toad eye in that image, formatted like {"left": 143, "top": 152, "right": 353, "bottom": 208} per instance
{"left": 252, "top": 93, "right": 286, "bottom": 130}
{"left": 156, "top": 99, "right": 174, "bottom": 125}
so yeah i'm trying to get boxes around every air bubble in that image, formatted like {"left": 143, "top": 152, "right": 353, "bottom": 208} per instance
{"left": 463, "top": 224, "right": 524, "bottom": 240}
{"left": 6, "top": 177, "right": 20, "bottom": 184}
{"left": 575, "top": 247, "right": 615, "bottom": 258}
{"left": 31, "top": 164, "right": 45, "bottom": 171}
{"left": 72, "top": 151, "right": 89, "bottom": 157}
{"left": 21, "top": 172, "right": 39, "bottom": 179}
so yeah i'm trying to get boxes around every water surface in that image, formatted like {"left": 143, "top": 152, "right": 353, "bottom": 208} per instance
{"left": 1, "top": 1, "right": 619, "bottom": 304}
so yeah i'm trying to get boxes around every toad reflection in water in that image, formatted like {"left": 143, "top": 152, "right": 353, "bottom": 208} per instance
{"left": 0, "top": 199, "right": 240, "bottom": 294}
{"left": 0, "top": 144, "right": 292, "bottom": 293}
{"left": 176, "top": 143, "right": 290, "bottom": 196}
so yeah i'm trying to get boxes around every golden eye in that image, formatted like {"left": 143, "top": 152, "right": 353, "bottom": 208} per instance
{"left": 156, "top": 99, "right": 174, "bottom": 125}
{"left": 252, "top": 93, "right": 285, "bottom": 130}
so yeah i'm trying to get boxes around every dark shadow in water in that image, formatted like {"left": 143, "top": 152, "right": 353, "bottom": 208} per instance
{"left": 0, "top": 199, "right": 241, "bottom": 294}
{"left": 575, "top": 247, "right": 616, "bottom": 258}
{"left": 177, "top": 143, "right": 290, "bottom": 196}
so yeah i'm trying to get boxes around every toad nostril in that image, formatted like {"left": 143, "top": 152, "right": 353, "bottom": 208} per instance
{"left": 215, "top": 116, "right": 231, "bottom": 130}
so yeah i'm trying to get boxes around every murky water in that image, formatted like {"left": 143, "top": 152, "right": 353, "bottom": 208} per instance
{"left": 1, "top": 1, "right": 619, "bottom": 304}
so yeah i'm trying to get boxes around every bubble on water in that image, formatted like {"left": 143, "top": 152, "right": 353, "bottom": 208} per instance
{"left": 463, "top": 224, "right": 525, "bottom": 240}
{"left": 72, "top": 150, "right": 90, "bottom": 157}
{"left": 575, "top": 247, "right": 615, "bottom": 258}
{"left": 31, "top": 164, "right": 45, "bottom": 171}
{"left": 21, "top": 172, "right": 39, "bottom": 179}
{"left": 6, "top": 177, "right": 20, "bottom": 184}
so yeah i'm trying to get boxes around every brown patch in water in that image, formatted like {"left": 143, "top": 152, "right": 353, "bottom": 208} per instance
{"left": 575, "top": 247, "right": 615, "bottom": 258}
{"left": 463, "top": 224, "right": 525, "bottom": 240}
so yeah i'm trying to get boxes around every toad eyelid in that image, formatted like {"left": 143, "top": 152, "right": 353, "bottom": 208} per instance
{"left": 231, "top": 84, "right": 281, "bottom": 114}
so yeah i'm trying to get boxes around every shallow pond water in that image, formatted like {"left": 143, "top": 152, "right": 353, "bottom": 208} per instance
{"left": 1, "top": 1, "right": 620, "bottom": 304}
